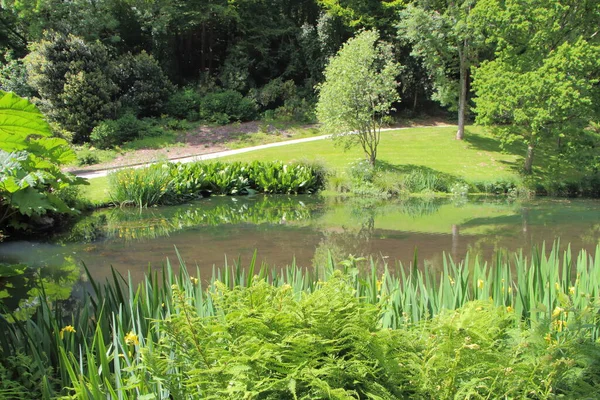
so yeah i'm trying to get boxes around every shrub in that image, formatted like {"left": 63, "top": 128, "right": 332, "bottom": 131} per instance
{"left": 348, "top": 159, "right": 376, "bottom": 182}
{"left": 76, "top": 147, "right": 100, "bottom": 166}
{"left": 89, "top": 120, "right": 117, "bottom": 149}
{"left": 198, "top": 90, "right": 257, "bottom": 124}
{"left": 25, "top": 33, "right": 118, "bottom": 143}
{"left": 165, "top": 87, "right": 203, "bottom": 120}
{"left": 402, "top": 169, "right": 452, "bottom": 193}
{"left": 109, "top": 160, "right": 326, "bottom": 207}
{"left": 90, "top": 114, "right": 164, "bottom": 149}
{"left": 0, "top": 51, "right": 34, "bottom": 98}
{"left": 115, "top": 51, "right": 174, "bottom": 117}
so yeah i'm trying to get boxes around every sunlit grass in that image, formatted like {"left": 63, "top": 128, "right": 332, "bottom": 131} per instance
{"left": 221, "top": 126, "right": 522, "bottom": 181}
{"left": 80, "top": 176, "right": 110, "bottom": 206}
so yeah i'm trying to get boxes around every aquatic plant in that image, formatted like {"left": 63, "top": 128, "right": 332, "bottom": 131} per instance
{"left": 109, "top": 160, "right": 326, "bottom": 207}
{"left": 0, "top": 242, "right": 599, "bottom": 398}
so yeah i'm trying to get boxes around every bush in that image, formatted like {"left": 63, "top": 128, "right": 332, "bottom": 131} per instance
{"left": 0, "top": 51, "right": 34, "bottom": 98}
{"left": 108, "top": 164, "right": 172, "bottom": 207}
{"left": 76, "top": 147, "right": 100, "bottom": 166}
{"left": 115, "top": 51, "right": 174, "bottom": 117}
{"left": 90, "top": 114, "right": 165, "bottom": 149}
{"left": 25, "top": 33, "right": 118, "bottom": 143}
{"left": 165, "top": 87, "right": 203, "bottom": 120}
{"left": 198, "top": 90, "right": 257, "bottom": 124}
{"left": 348, "top": 159, "right": 376, "bottom": 182}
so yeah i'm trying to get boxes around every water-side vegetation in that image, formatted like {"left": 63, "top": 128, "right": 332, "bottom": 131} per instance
{"left": 1, "top": 243, "right": 599, "bottom": 398}
{"left": 108, "top": 160, "right": 327, "bottom": 207}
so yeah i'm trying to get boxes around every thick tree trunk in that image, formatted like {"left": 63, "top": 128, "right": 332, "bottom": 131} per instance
{"left": 456, "top": 47, "right": 468, "bottom": 140}
{"left": 524, "top": 143, "right": 535, "bottom": 174}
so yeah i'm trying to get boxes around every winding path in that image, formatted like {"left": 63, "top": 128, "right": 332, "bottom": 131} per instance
{"left": 75, "top": 125, "right": 453, "bottom": 179}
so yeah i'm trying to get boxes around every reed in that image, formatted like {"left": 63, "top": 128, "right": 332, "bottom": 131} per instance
{"left": 1, "top": 242, "right": 599, "bottom": 398}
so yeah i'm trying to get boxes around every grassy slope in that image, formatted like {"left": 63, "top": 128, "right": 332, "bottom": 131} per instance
{"left": 83, "top": 125, "right": 525, "bottom": 204}
{"left": 221, "top": 126, "right": 523, "bottom": 181}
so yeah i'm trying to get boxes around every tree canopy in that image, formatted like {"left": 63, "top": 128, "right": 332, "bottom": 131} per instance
{"left": 316, "top": 30, "right": 401, "bottom": 165}
{"left": 472, "top": 0, "right": 600, "bottom": 173}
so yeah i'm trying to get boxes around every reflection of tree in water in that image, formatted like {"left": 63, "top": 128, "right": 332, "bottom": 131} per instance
{"left": 313, "top": 197, "right": 443, "bottom": 267}
{"left": 0, "top": 257, "right": 82, "bottom": 321}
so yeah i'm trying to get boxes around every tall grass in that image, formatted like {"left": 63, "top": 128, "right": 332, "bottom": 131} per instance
{"left": 108, "top": 164, "right": 171, "bottom": 207}
{"left": 1, "top": 242, "right": 599, "bottom": 398}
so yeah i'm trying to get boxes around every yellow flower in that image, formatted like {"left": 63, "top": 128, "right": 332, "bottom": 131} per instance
{"left": 449, "top": 277, "right": 455, "bottom": 286}
{"left": 281, "top": 284, "right": 292, "bottom": 292}
{"left": 552, "top": 307, "right": 564, "bottom": 318}
{"left": 569, "top": 286, "right": 575, "bottom": 295}
{"left": 553, "top": 319, "right": 565, "bottom": 332}
{"left": 190, "top": 277, "right": 199, "bottom": 285}
{"left": 124, "top": 331, "right": 139, "bottom": 346}
{"left": 60, "top": 325, "right": 76, "bottom": 339}
{"left": 477, "top": 279, "right": 484, "bottom": 290}
{"left": 506, "top": 306, "right": 514, "bottom": 313}
{"left": 555, "top": 282, "right": 561, "bottom": 291}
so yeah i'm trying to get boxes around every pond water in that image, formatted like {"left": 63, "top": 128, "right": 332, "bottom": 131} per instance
{"left": 1, "top": 195, "right": 599, "bottom": 288}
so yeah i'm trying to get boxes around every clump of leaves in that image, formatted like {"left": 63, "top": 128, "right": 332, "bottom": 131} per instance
{"left": 0, "top": 91, "right": 87, "bottom": 234}
{"left": 143, "top": 272, "right": 420, "bottom": 399}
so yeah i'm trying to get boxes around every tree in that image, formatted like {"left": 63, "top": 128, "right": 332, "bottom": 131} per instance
{"left": 25, "top": 33, "right": 118, "bottom": 142}
{"left": 398, "top": 0, "right": 484, "bottom": 140}
{"left": 316, "top": 30, "right": 401, "bottom": 165}
{"left": 472, "top": 0, "right": 600, "bottom": 174}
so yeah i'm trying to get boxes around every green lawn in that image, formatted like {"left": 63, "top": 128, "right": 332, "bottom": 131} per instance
{"left": 82, "top": 125, "right": 528, "bottom": 204}
{"left": 81, "top": 176, "right": 110, "bottom": 206}
{"left": 222, "top": 125, "right": 523, "bottom": 181}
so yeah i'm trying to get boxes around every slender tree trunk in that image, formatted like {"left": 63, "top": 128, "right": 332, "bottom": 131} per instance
{"left": 524, "top": 143, "right": 535, "bottom": 174}
{"left": 456, "top": 45, "right": 468, "bottom": 140}
{"left": 413, "top": 87, "right": 418, "bottom": 112}
{"left": 451, "top": 224, "right": 460, "bottom": 260}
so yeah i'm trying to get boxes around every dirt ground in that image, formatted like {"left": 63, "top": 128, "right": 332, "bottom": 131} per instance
{"left": 66, "top": 118, "right": 453, "bottom": 173}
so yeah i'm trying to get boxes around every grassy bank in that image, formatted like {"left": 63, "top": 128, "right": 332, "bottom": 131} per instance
{"left": 80, "top": 125, "right": 599, "bottom": 205}
{"left": 1, "top": 243, "right": 600, "bottom": 398}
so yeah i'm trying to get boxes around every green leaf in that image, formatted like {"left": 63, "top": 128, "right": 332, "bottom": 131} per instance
{"left": 9, "top": 187, "right": 55, "bottom": 216}
{"left": 0, "top": 91, "right": 51, "bottom": 142}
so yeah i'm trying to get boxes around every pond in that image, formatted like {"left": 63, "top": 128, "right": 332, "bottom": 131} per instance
{"left": 1, "top": 195, "right": 599, "bottom": 289}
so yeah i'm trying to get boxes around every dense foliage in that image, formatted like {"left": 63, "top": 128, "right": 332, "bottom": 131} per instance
{"left": 1, "top": 243, "right": 599, "bottom": 398}
{"left": 0, "top": 91, "right": 86, "bottom": 238}
{"left": 0, "top": 0, "right": 597, "bottom": 178}
{"left": 108, "top": 160, "right": 327, "bottom": 207}
{"left": 317, "top": 30, "right": 401, "bottom": 165}
{"left": 472, "top": 0, "right": 600, "bottom": 174}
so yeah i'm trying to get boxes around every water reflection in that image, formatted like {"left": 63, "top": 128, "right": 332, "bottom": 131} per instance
{"left": 0, "top": 257, "right": 82, "bottom": 320}
{"left": 1, "top": 196, "right": 599, "bottom": 286}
